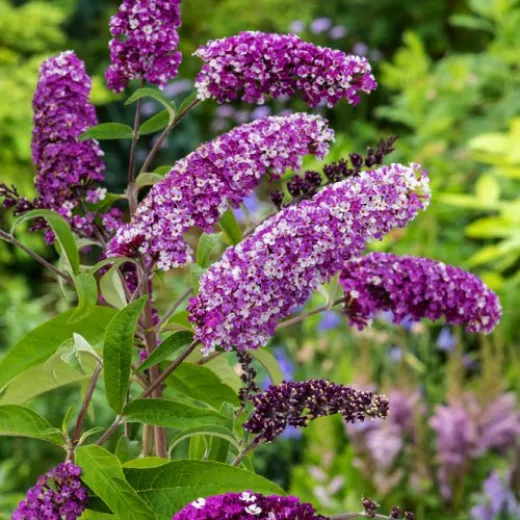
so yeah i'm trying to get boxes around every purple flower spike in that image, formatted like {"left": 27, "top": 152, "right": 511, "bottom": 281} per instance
{"left": 244, "top": 380, "right": 389, "bottom": 443}
{"left": 173, "top": 492, "right": 326, "bottom": 520}
{"left": 31, "top": 52, "right": 112, "bottom": 239}
{"left": 194, "top": 31, "right": 377, "bottom": 107}
{"left": 188, "top": 163, "right": 430, "bottom": 353}
{"left": 340, "top": 253, "right": 502, "bottom": 334}
{"left": 106, "top": 0, "right": 183, "bottom": 92}
{"left": 107, "top": 114, "right": 334, "bottom": 270}
{"left": 12, "top": 463, "right": 88, "bottom": 520}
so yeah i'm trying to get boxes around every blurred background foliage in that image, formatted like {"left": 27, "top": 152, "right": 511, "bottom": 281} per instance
{"left": 1, "top": 0, "right": 520, "bottom": 519}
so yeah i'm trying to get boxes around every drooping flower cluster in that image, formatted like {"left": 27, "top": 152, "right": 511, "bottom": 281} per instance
{"left": 12, "top": 463, "right": 88, "bottom": 520}
{"left": 31, "top": 51, "right": 108, "bottom": 240}
{"left": 194, "top": 31, "right": 377, "bottom": 107}
{"left": 340, "top": 253, "right": 502, "bottom": 334}
{"left": 107, "top": 114, "right": 334, "bottom": 269}
{"left": 106, "top": 0, "right": 183, "bottom": 92}
{"left": 244, "top": 380, "right": 389, "bottom": 443}
{"left": 188, "top": 163, "right": 430, "bottom": 353}
{"left": 173, "top": 492, "right": 326, "bottom": 520}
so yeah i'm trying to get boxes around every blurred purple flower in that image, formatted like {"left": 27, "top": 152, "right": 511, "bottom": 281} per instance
{"left": 329, "top": 26, "right": 347, "bottom": 40}
{"left": 141, "top": 101, "right": 159, "bottom": 116}
{"left": 164, "top": 79, "right": 193, "bottom": 97}
{"left": 216, "top": 105, "right": 236, "bottom": 119}
{"left": 478, "top": 393, "right": 520, "bottom": 455}
{"left": 310, "top": 18, "right": 332, "bottom": 34}
{"left": 389, "top": 347, "right": 403, "bottom": 362}
{"left": 234, "top": 194, "right": 262, "bottom": 223}
{"left": 235, "top": 109, "right": 251, "bottom": 123}
{"left": 437, "top": 327, "right": 456, "bottom": 352}
{"left": 371, "top": 49, "right": 383, "bottom": 61}
{"left": 289, "top": 20, "right": 306, "bottom": 34}
{"left": 471, "top": 472, "right": 520, "bottom": 520}
{"left": 251, "top": 106, "right": 272, "bottom": 120}
{"left": 353, "top": 42, "right": 369, "bottom": 56}
{"left": 318, "top": 311, "right": 342, "bottom": 332}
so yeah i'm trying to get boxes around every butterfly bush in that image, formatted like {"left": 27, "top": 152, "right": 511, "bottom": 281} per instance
{"left": 174, "top": 492, "right": 326, "bottom": 520}
{"left": 188, "top": 163, "right": 430, "bottom": 353}
{"left": 107, "top": 113, "right": 333, "bottom": 269}
{"left": 243, "top": 380, "right": 389, "bottom": 443}
{"left": 340, "top": 252, "right": 502, "bottom": 334}
{"left": 12, "top": 463, "right": 88, "bottom": 520}
{"left": 106, "top": 0, "right": 183, "bottom": 92}
{"left": 32, "top": 51, "right": 110, "bottom": 240}
{"left": 194, "top": 31, "right": 377, "bottom": 107}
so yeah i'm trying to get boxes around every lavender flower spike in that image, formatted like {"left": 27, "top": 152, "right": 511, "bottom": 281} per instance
{"left": 340, "top": 253, "right": 502, "bottom": 334}
{"left": 106, "top": 0, "right": 183, "bottom": 92}
{"left": 32, "top": 51, "right": 107, "bottom": 240}
{"left": 244, "top": 380, "right": 389, "bottom": 443}
{"left": 107, "top": 113, "right": 334, "bottom": 269}
{"left": 195, "top": 31, "right": 377, "bottom": 107}
{"left": 188, "top": 163, "right": 430, "bottom": 353}
{"left": 12, "top": 463, "right": 89, "bottom": 520}
{"left": 173, "top": 492, "right": 327, "bottom": 520}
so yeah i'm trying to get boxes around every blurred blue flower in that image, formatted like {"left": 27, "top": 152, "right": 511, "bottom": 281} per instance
{"left": 164, "top": 79, "right": 193, "bottom": 97}
{"left": 251, "top": 106, "right": 272, "bottom": 120}
{"left": 353, "top": 42, "right": 369, "bottom": 56}
{"left": 310, "top": 18, "right": 332, "bottom": 34}
{"left": 437, "top": 327, "right": 456, "bottom": 352}
{"left": 471, "top": 472, "right": 520, "bottom": 520}
{"left": 318, "top": 311, "right": 342, "bottom": 331}
{"left": 280, "top": 425, "right": 303, "bottom": 440}
{"left": 389, "top": 347, "right": 403, "bottom": 362}
{"left": 216, "top": 105, "right": 236, "bottom": 118}
{"left": 329, "top": 26, "right": 347, "bottom": 40}
{"left": 235, "top": 194, "right": 262, "bottom": 223}
{"left": 289, "top": 20, "right": 306, "bottom": 33}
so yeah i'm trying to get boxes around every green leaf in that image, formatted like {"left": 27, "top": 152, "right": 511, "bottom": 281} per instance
{"left": 80, "top": 123, "right": 134, "bottom": 141}
{"left": 449, "top": 14, "right": 495, "bottom": 32}
{"left": 135, "top": 172, "right": 166, "bottom": 190}
{"left": 104, "top": 297, "right": 148, "bottom": 414}
{"left": 188, "top": 435, "right": 207, "bottom": 460}
{"left": 162, "top": 310, "right": 193, "bottom": 332}
{"left": 154, "top": 166, "right": 172, "bottom": 175}
{"left": 12, "top": 209, "right": 79, "bottom": 275}
{"left": 89, "top": 257, "right": 139, "bottom": 275}
{"left": 0, "top": 405, "right": 63, "bottom": 445}
{"left": 0, "top": 355, "right": 96, "bottom": 405}
{"left": 249, "top": 349, "right": 284, "bottom": 385}
{"left": 219, "top": 208, "right": 243, "bottom": 245}
{"left": 165, "top": 362, "right": 239, "bottom": 408}
{"left": 178, "top": 91, "right": 199, "bottom": 115}
{"left": 80, "top": 511, "right": 116, "bottom": 520}
{"left": 123, "top": 399, "right": 228, "bottom": 429}
{"left": 100, "top": 268, "right": 127, "bottom": 310}
{"left": 196, "top": 233, "right": 225, "bottom": 268}
{"left": 138, "top": 331, "right": 194, "bottom": 372}
{"left": 76, "top": 445, "right": 155, "bottom": 520}
{"left": 70, "top": 272, "right": 98, "bottom": 323}
{"left": 0, "top": 307, "right": 116, "bottom": 391}
{"left": 123, "top": 458, "right": 169, "bottom": 469}
{"left": 139, "top": 110, "right": 170, "bottom": 136}
{"left": 208, "top": 403, "right": 235, "bottom": 462}
{"left": 115, "top": 437, "right": 142, "bottom": 464}
{"left": 169, "top": 425, "right": 239, "bottom": 455}
{"left": 190, "top": 264, "right": 206, "bottom": 294}
{"left": 124, "top": 460, "right": 284, "bottom": 519}
{"left": 126, "top": 88, "right": 176, "bottom": 118}
{"left": 46, "top": 340, "right": 86, "bottom": 376}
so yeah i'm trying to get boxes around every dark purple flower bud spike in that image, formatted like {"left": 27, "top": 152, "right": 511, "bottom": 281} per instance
{"left": 243, "top": 380, "right": 389, "bottom": 443}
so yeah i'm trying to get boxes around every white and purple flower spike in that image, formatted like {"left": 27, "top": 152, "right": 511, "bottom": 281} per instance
{"left": 194, "top": 31, "right": 377, "bottom": 107}
{"left": 188, "top": 163, "right": 430, "bottom": 353}
{"left": 106, "top": 0, "right": 183, "bottom": 92}
{"left": 107, "top": 113, "right": 334, "bottom": 270}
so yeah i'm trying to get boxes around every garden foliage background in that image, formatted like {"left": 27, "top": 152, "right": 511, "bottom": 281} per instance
{"left": 1, "top": 0, "right": 520, "bottom": 518}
